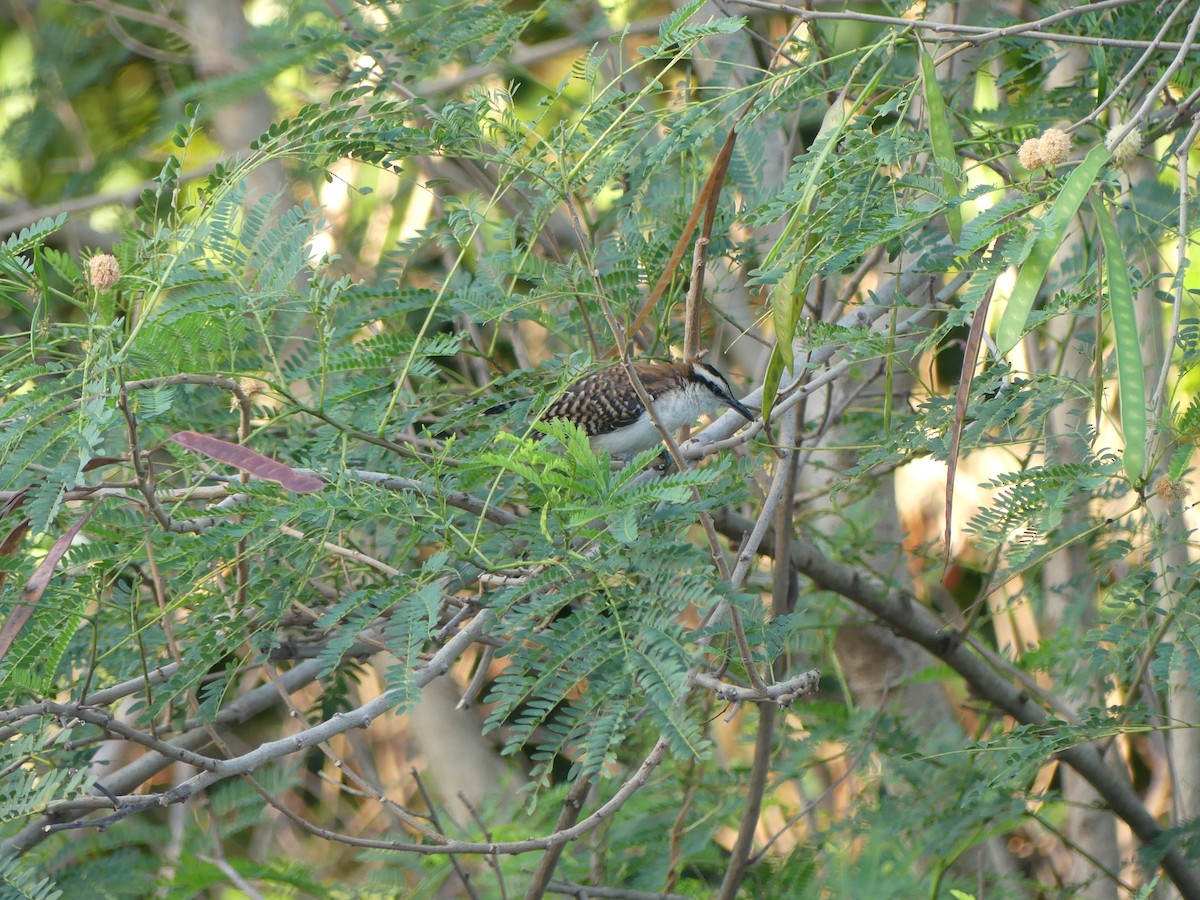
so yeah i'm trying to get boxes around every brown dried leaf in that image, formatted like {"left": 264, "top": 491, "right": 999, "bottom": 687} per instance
{"left": 625, "top": 116, "right": 742, "bottom": 353}
{"left": 82, "top": 456, "right": 128, "bottom": 473}
{"left": 0, "top": 504, "right": 99, "bottom": 662}
{"left": 168, "top": 431, "right": 324, "bottom": 493}
{"left": 944, "top": 284, "right": 994, "bottom": 577}
{"left": 1, "top": 492, "right": 26, "bottom": 520}
{"left": 0, "top": 518, "right": 30, "bottom": 592}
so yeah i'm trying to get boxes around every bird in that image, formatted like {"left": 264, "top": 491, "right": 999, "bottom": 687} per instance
{"left": 538, "top": 359, "right": 755, "bottom": 456}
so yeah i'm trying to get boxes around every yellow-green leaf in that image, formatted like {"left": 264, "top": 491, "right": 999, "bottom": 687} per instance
{"left": 920, "top": 51, "right": 962, "bottom": 243}
{"left": 761, "top": 342, "right": 785, "bottom": 424}
{"left": 1090, "top": 194, "right": 1145, "bottom": 483}
{"left": 771, "top": 266, "right": 800, "bottom": 369}
{"left": 994, "top": 144, "right": 1112, "bottom": 355}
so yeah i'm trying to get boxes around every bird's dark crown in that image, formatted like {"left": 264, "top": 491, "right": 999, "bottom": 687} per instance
{"left": 687, "top": 360, "right": 736, "bottom": 401}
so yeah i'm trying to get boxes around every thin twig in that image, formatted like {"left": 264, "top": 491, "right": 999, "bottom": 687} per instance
{"left": 412, "top": 770, "right": 480, "bottom": 900}
{"left": 732, "top": 0, "right": 1193, "bottom": 51}
{"left": 1101, "top": 2, "right": 1200, "bottom": 153}
{"left": 715, "top": 704, "right": 775, "bottom": 900}
{"left": 457, "top": 791, "right": 507, "bottom": 900}
{"left": 1150, "top": 115, "right": 1200, "bottom": 422}
{"left": 195, "top": 854, "right": 266, "bottom": 900}
{"left": 751, "top": 709, "right": 884, "bottom": 862}
{"left": 693, "top": 668, "right": 820, "bottom": 705}
{"left": 526, "top": 778, "right": 593, "bottom": 899}
{"left": 456, "top": 645, "right": 494, "bottom": 711}
{"left": 1074, "top": 1, "right": 1191, "bottom": 131}
{"left": 544, "top": 881, "right": 689, "bottom": 900}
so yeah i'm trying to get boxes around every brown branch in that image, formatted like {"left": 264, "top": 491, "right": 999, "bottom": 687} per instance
{"left": 693, "top": 668, "right": 819, "bottom": 706}
{"left": 30, "top": 702, "right": 219, "bottom": 770}
{"left": 457, "top": 791, "right": 508, "bottom": 900}
{"left": 715, "top": 704, "right": 775, "bottom": 900}
{"left": 731, "top": 0, "right": 1190, "bottom": 51}
{"left": 412, "top": 769, "right": 481, "bottom": 900}
{"left": 340, "top": 469, "right": 518, "bottom": 526}
{"left": 526, "top": 778, "right": 592, "bottom": 899}
{"left": 104, "top": 735, "right": 670, "bottom": 859}
{"left": 34, "top": 609, "right": 488, "bottom": 838}
{"left": 117, "top": 384, "right": 171, "bottom": 531}
{"left": 711, "top": 510, "right": 1200, "bottom": 899}
{"left": 545, "top": 882, "right": 689, "bottom": 900}
{"left": 3, "top": 656, "right": 326, "bottom": 856}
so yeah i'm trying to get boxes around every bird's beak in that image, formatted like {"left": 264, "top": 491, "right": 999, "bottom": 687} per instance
{"left": 726, "top": 396, "right": 756, "bottom": 421}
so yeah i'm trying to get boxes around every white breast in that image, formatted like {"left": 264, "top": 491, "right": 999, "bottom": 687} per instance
{"left": 588, "top": 384, "right": 718, "bottom": 455}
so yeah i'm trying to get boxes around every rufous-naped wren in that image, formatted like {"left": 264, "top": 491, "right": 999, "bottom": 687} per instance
{"left": 540, "top": 360, "right": 754, "bottom": 455}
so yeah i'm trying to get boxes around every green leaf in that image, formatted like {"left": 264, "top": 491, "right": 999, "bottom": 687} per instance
{"left": 1167, "top": 445, "right": 1192, "bottom": 483}
{"left": 994, "top": 144, "right": 1112, "bottom": 355}
{"left": 771, "top": 265, "right": 801, "bottom": 370}
{"left": 920, "top": 50, "right": 962, "bottom": 243}
{"left": 761, "top": 342, "right": 786, "bottom": 424}
{"left": 659, "top": 0, "right": 706, "bottom": 41}
{"left": 608, "top": 507, "right": 639, "bottom": 544}
{"left": 1090, "top": 194, "right": 1146, "bottom": 483}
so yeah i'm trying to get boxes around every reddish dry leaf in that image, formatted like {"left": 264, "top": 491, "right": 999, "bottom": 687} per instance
{"left": 168, "top": 431, "right": 325, "bottom": 493}
{"left": 683, "top": 126, "right": 738, "bottom": 360}
{"left": 0, "top": 504, "right": 100, "bottom": 662}
{"left": 82, "top": 456, "right": 128, "bottom": 473}
{"left": 944, "top": 284, "right": 995, "bottom": 577}
{"left": 0, "top": 519, "right": 29, "bottom": 556}
{"left": 624, "top": 116, "right": 742, "bottom": 352}
{"left": 0, "top": 490, "right": 28, "bottom": 522}
{"left": 0, "top": 489, "right": 31, "bottom": 592}
{"left": 0, "top": 518, "right": 30, "bottom": 592}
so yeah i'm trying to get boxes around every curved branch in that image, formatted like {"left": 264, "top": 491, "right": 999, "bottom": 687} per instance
{"left": 712, "top": 510, "right": 1200, "bottom": 899}
{"left": 38, "top": 607, "right": 493, "bottom": 831}
{"left": 731, "top": 0, "right": 1191, "bottom": 51}
{"left": 693, "top": 668, "right": 820, "bottom": 706}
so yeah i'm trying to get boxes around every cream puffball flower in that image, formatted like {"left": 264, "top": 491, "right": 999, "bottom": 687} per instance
{"left": 1018, "top": 128, "right": 1072, "bottom": 170}
{"left": 1018, "top": 138, "right": 1044, "bottom": 170}
{"left": 1037, "top": 128, "right": 1071, "bottom": 166}
{"left": 88, "top": 254, "right": 120, "bottom": 291}
{"left": 1105, "top": 122, "right": 1143, "bottom": 166}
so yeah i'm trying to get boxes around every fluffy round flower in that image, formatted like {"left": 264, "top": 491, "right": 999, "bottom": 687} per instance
{"left": 1154, "top": 475, "right": 1190, "bottom": 506}
{"left": 1017, "top": 137, "right": 1043, "bottom": 170}
{"left": 88, "top": 253, "right": 120, "bottom": 291}
{"left": 1038, "top": 128, "right": 1071, "bottom": 166}
{"left": 1105, "top": 122, "right": 1143, "bottom": 166}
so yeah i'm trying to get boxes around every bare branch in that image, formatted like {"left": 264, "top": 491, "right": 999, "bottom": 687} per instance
{"left": 712, "top": 511, "right": 1200, "bottom": 896}
{"left": 731, "top": 0, "right": 1195, "bottom": 51}
{"left": 693, "top": 668, "right": 820, "bottom": 706}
